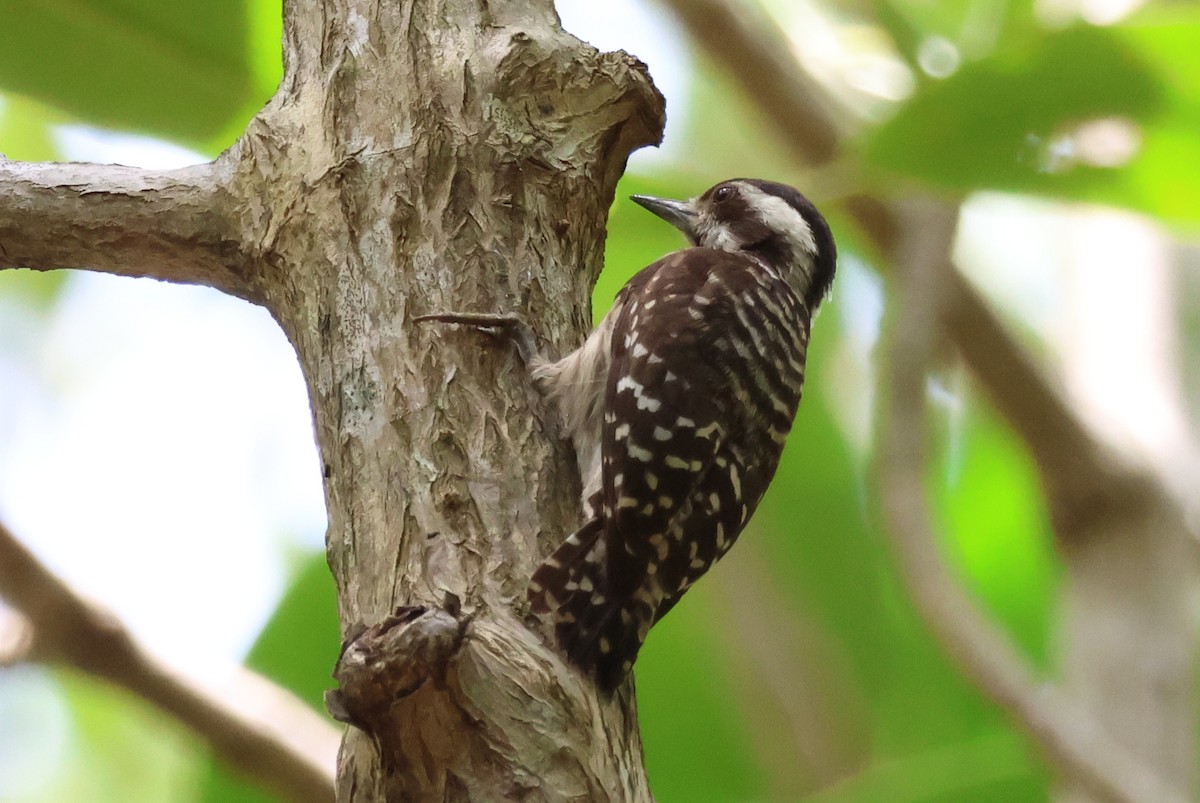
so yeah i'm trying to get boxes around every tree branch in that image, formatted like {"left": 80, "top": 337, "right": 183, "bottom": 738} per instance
{"left": 0, "top": 159, "right": 257, "bottom": 302}
{"left": 879, "top": 199, "right": 1186, "bottom": 803}
{"left": 0, "top": 520, "right": 337, "bottom": 803}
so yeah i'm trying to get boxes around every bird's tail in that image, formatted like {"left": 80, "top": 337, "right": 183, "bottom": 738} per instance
{"left": 528, "top": 519, "right": 649, "bottom": 693}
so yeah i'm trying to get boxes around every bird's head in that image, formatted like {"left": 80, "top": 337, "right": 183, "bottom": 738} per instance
{"left": 632, "top": 178, "right": 836, "bottom": 309}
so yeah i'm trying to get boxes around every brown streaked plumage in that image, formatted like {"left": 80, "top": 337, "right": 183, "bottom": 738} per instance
{"left": 526, "top": 178, "right": 837, "bottom": 692}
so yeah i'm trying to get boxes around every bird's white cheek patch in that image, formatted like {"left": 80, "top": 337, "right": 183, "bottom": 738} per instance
{"left": 697, "top": 209, "right": 739, "bottom": 251}
{"left": 740, "top": 186, "right": 818, "bottom": 256}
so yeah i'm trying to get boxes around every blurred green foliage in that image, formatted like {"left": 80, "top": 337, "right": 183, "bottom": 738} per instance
{"left": 0, "top": 0, "right": 280, "bottom": 150}
{"left": 2, "top": 0, "right": 1195, "bottom": 800}
{"left": 604, "top": 177, "right": 1055, "bottom": 800}
{"left": 864, "top": 20, "right": 1200, "bottom": 224}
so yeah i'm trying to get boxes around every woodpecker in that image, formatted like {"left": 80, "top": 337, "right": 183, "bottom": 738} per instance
{"left": 422, "top": 179, "right": 836, "bottom": 693}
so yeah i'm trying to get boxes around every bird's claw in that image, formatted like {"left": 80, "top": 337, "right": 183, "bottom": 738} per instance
{"left": 414, "top": 311, "right": 539, "bottom": 364}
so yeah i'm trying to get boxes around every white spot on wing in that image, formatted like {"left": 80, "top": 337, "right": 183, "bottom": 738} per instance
{"left": 649, "top": 534, "right": 669, "bottom": 560}
{"left": 628, "top": 443, "right": 654, "bottom": 462}
{"left": 617, "top": 376, "right": 643, "bottom": 394}
{"left": 636, "top": 395, "right": 662, "bottom": 412}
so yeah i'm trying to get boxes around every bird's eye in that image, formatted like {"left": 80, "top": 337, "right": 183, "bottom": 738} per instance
{"left": 713, "top": 186, "right": 734, "bottom": 203}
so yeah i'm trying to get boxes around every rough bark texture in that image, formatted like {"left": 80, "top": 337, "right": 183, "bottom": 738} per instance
{"left": 0, "top": 161, "right": 252, "bottom": 300}
{"left": 234, "top": 1, "right": 665, "bottom": 799}
{"left": 1, "top": 0, "right": 665, "bottom": 799}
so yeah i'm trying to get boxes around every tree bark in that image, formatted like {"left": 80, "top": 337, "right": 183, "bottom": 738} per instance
{"left": 1, "top": 0, "right": 665, "bottom": 799}
{"left": 0, "top": 161, "right": 252, "bottom": 299}
{"left": 244, "top": 1, "right": 665, "bottom": 798}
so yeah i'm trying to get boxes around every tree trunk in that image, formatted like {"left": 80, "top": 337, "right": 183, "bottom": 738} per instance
{"left": 252, "top": 1, "right": 665, "bottom": 799}
{"left": 1, "top": 0, "right": 665, "bottom": 799}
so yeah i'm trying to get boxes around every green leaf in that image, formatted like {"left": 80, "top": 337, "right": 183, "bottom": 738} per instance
{"left": 934, "top": 401, "right": 1058, "bottom": 667}
{"left": 0, "top": 93, "right": 67, "bottom": 162}
{"left": 639, "top": 598, "right": 766, "bottom": 801}
{"left": 0, "top": 270, "right": 69, "bottom": 315}
{"left": 755, "top": 333, "right": 995, "bottom": 760}
{"left": 0, "top": 0, "right": 278, "bottom": 147}
{"left": 243, "top": 553, "right": 340, "bottom": 711}
{"left": 864, "top": 24, "right": 1191, "bottom": 217}
{"left": 862, "top": 0, "right": 1038, "bottom": 68}
{"left": 49, "top": 670, "right": 201, "bottom": 803}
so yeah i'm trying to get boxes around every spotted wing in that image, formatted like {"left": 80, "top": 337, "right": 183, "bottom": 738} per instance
{"left": 546, "top": 248, "right": 811, "bottom": 690}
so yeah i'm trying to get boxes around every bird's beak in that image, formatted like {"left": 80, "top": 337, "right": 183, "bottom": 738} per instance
{"left": 631, "top": 194, "right": 699, "bottom": 243}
